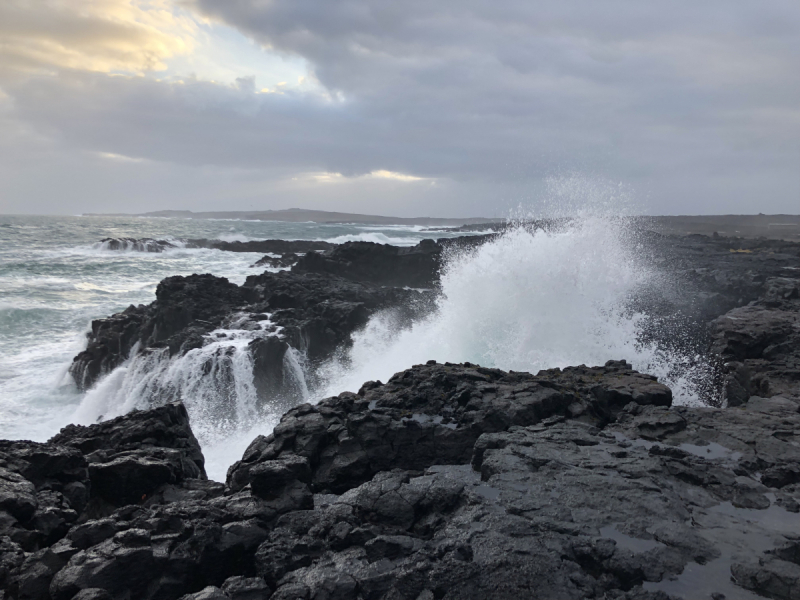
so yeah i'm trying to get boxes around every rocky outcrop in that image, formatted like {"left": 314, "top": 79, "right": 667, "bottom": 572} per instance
{"left": 710, "top": 276, "right": 799, "bottom": 407}
{"left": 7, "top": 359, "right": 800, "bottom": 599}
{"left": 186, "top": 240, "right": 335, "bottom": 254}
{"left": 68, "top": 268, "right": 432, "bottom": 401}
{"left": 293, "top": 240, "right": 442, "bottom": 288}
{"left": 95, "top": 239, "right": 177, "bottom": 252}
{"left": 68, "top": 275, "right": 249, "bottom": 390}
{"left": 251, "top": 253, "right": 299, "bottom": 270}
{"left": 227, "top": 360, "right": 670, "bottom": 494}
{"left": 293, "top": 237, "right": 495, "bottom": 288}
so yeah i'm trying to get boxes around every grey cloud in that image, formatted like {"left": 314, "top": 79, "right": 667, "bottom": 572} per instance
{"left": 1, "top": 0, "right": 799, "bottom": 215}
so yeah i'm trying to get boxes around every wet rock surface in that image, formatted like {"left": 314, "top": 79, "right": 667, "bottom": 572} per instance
{"left": 6, "top": 357, "right": 800, "bottom": 599}
{"left": 20, "top": 230, "right": 798, "bottom": 600}
{"left": 96, "top": 238, "right": 178, "bottom": 252}
{"left": 291, "top": 238, "right": 491, "bottom": 288}
{"left": 68, "top": 269, "right": 431, "bottom": 393}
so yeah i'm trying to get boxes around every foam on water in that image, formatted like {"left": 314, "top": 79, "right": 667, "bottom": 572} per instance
{"left": 325, "top": 232, "right": 429, "bottom": 246}
{"left": 1, "top": 209, "right": 716, "bottom": 482}
{"left": 316, "top": 216, "right": 708, "bottom": 404}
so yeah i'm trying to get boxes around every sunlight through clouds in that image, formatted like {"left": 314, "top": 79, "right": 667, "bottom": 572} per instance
{"left": 0, "top": 0, "right": 197, "bottom": 75}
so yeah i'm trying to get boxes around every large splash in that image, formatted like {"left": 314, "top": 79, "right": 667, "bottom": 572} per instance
{"left": 316, "top": 216, "right": 710, "bottom": 404}
{"left": 66, "top": 208, "right": 715, "bottom": 481}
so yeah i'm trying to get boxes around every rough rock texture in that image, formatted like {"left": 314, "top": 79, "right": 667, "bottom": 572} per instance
{"left": 96, "top": 238, "right": 177, "bottom": 252}
{"left": 50, "top": 403, "right": 207, "bottom": 511}
{"left": 252, "top": 253, "right": 299, "bottom": 270}
{"left": 68, "top": 270, "right": 429, "bottom": 392}
{"left": 710, "top": 277, "right": 800, "bottom": 406}
{"left": 32, "top": 230, "right": 799, "bottom": 600}
{"left": 69, "top": 275, "right": 249, "bottom": 390}
{"left": 186, "top": 240, "right": 335, "bottom": 254}
{"left": 293, "top": 237, "right": 495, "bottom": 288}
{"left": 8, "top": 358, "right": 800, "bottom": 600}
{"left": 292, "top": 239, "right": 442, "bottom": 288}
{"left": 227, "top": 360, "right": 670, "bottom": 494}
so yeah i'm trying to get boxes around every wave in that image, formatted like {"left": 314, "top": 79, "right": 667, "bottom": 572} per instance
{"left": 324, "top": 232, "right": 429, "bottom": 246}
{"left": 71, "top": 315, "right": 310, "bottom": 480}
{"left": 316, "top": 217, "right": 712, "bottom": 405}
{"left": 64, "top": 209, "right": 715, "bottom": 480}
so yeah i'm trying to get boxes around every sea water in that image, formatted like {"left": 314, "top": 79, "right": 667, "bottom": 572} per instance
{"left": 0, "top": 213, "right": 709, "bottom": 481}
{"left": 0, "top": 215, "right": 484, "bottom": 477}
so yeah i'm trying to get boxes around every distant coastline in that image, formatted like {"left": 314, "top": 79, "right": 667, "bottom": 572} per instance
{"left": 81, "top": 208, "right": 497, "bottom": 227}
{"left": 80, "top": 209, "right": 800, "bottom": 239}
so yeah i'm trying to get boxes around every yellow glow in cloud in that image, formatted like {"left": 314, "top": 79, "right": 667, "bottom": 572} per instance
{"left": 306, "top": 170, "right": 428, "bottom": 183}
{"left": 370, "top": 170, "right": 425, "bottom": 182}
{"left": 0, "top": 0, "right": 197, "bottom": 76}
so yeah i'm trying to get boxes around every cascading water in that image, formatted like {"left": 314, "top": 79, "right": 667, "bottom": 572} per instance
{"left": 73, "top": 314, "right": 310, "bottom": 480}
{"left": 66, "top": 209, "right": 715, "bottom": 481}
{"left": 316, "top": 216, "right": 713, "bottom": 405}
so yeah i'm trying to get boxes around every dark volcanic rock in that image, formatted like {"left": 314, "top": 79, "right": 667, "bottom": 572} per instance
{"left": 186, "top": 239, "right": 335, "bottom": 254}
{"left": 241, "top": 270, "right": 427, "bottom": 362}
{"left": 293, "top": 237, "right": 494, "bottom": 288}
{"left": 69, "top": 269, "right": 430, "bottom": 393}
{"left": 69, "top": 274, "right": 249, "bottom": 390}
{"left": 49, "top": 403, "right": 206, "bottom": 512}
{"left": 0, "top": 440, "right": 89, "bottom": 552}
{"left": 96, "top": 238, "right": 177, "bottom": 252}
{"left": 7, "top": 359, "right": 800, "bottom": 599}
{"left": 251, "top": 253, "right": 299, "bottom": 269}
{"left": 227, "top": 360, "right": 671, "bottom": 494}
{"left": 710, "top": 277, "right": 800, "bottom": 405}
{"left": 293, "top": 239, "right": 442, "bottom": 287}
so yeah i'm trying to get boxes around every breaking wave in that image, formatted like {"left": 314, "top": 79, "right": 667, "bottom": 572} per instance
{"left": 317, "top": 216, "right": 712, "bottom": 405}
{"left": 65, "top": 204, "right": 715, "bottom": 479}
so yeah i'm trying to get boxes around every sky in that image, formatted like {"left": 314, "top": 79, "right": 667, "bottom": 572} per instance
{"left": 0, "top": 0, "right": 798, "bottom": 217}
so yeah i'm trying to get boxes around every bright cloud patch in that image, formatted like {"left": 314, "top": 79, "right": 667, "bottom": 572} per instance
{"left": 0, "top": 0, "right": 197, "bottom": 76}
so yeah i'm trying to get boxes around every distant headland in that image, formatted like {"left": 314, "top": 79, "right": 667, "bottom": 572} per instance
{"left": 81, "top": 208, "right": 497, "bottom": 227}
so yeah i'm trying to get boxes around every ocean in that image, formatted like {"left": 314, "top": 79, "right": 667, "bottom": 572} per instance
{"left": 0, "top": 214, "right": 706, "bottom": 480}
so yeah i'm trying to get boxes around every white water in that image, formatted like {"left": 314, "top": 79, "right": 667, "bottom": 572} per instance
{"left": 317, "top": 217, "right": 706, "bottom": 404}
{"left": 72, "top": 314, "right": 308, "bottom": 480}
{"left": 1, "top": 212, "right": 713, "bottom": 482}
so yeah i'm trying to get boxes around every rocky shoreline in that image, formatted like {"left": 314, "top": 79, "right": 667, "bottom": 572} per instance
{"left": 2, "top": 231, "right": 800, "bottom": 599}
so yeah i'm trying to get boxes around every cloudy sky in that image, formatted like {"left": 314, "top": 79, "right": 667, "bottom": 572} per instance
{"left": 0, "top": 0, "right": 798, "bottom": 217}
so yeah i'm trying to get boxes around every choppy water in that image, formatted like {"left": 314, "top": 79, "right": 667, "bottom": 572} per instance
{"left": 0, "top": 213, "right": 710, "bottom": 481}
{"left": 0, "top": 216, "right": 468, "bottom": 454}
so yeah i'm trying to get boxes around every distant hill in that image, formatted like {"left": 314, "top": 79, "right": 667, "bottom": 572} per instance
{"left": 83, "top": 208, "right": 496, "bottom": 227}
{"left": 81, "top": 209, "right": 800, "bottom": 239}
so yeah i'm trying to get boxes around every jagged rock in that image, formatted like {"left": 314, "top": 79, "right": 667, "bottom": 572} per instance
{"left": 251, "top": 253, "right": 299, "bottom": 269}
{"left": 69, "top": 275, "right": 249, "bottom": 389}
{"left": 220, "top": 576, "right": 272, "bottom": 600}
{"left": 240, "top": 271, "right": 430, "bottom": 361}
{"left": 293, "top": 239, "right": 442, "bottom": 287}
{"left": 69, "top": 269, "right": 430, "bottom": 394}
{"left": 227, "top": 360, "right": 671, "bottom": 494}
{"left": 49, "top": 403, "right": 205, "bottom": 512}
{"left": 96, "top": 238, "right": 177, "bottom": 252}
{"left": 0, "top": 441, "right": 89, "bottom": 552}
{"left": 9, "top": 232, "right": 800, "bottom": 600}
{"left": 293, "top": 237, "right": 494, "bottom": 288}
{"left": 732, "top": 557, "right": 800, "bottom": 600}
{"left": 710, "top": 278, "right": 800, "bottom": 405}
{"left": 186, "top": 239, "right": 335, "bottom": 254}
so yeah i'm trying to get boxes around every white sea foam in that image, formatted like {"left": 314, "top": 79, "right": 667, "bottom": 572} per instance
{"left": 72, "top": 316, "right": 309, "bottom": 481}
{"left": 324, "top": 232, "right": 426, "bottom": 246}
{"left": 1, "top": 208, "right": 716, "bottom": 484}
{"left": 316, "top": 216, "right": 709, "bottom": 405}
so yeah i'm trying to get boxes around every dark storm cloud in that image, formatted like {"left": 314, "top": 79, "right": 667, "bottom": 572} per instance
{"left": 1, "top": 0, "right": 798, "bottom": 214}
